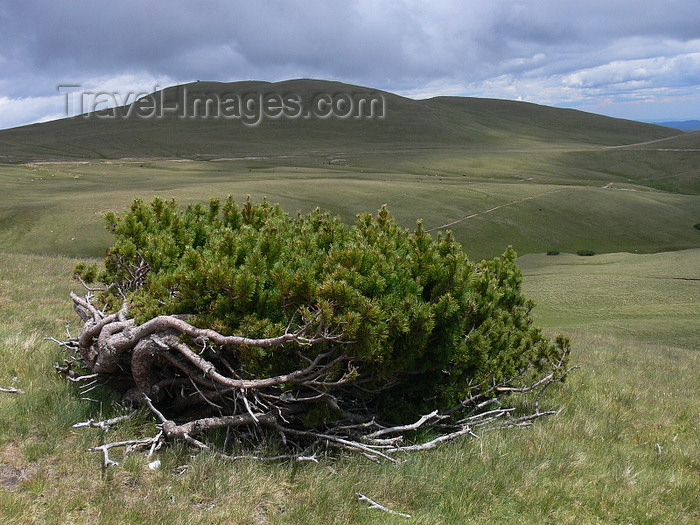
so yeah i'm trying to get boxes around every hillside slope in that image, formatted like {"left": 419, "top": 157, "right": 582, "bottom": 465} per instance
{"left": 0, "top": 80, "right": 696, "bottom": 260}
{"left": 0, "top": 79, "right": 679, "bottom": 162}
{"left": 624, "top": 129, "right": 700, "bottom": 150}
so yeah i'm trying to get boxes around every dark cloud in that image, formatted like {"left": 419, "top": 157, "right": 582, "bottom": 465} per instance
{"left": 1, "top": 0, "right": 700, "bottom": 128}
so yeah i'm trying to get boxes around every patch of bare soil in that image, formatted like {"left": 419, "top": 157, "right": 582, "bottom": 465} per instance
{"left": 0, "top": 446, "right": 33, "bottom": 489}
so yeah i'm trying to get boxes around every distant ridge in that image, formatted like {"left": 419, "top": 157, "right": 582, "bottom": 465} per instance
{"left": 652, "top": 120, "right": 700, "bottom": 132}
{"left": 0, "top": 79, "right": 680, "bottom": 162}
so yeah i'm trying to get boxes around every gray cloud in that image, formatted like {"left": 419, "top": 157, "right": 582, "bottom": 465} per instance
{"left": 1, "top": 0, "right": 700, "bottom": 129}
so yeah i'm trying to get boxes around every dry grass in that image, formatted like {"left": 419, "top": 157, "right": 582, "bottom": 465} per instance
{"left": 0, "top": 249, "right": 698, "bottom": 523}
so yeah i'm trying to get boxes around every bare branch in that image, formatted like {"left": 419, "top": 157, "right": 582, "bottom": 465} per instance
{"left": 75, "top": 274, "right": 113, "bottom": 293}
{"left": 224, "top": 453, "right": 319, "bottom": 463}
{"left": 0, "top": 387, "right": 24, "bottom": 394}
{"left": 73, "top": 411, "right": 136, "bottom": 431}
{"left": 165, "top": 336, "right": 341, "bottom": 390}
{"left": 366, "top": 410, "right": 444, "bottom": 440}
{"left": 88, "top": 435, "right": 162, "bottom": 468}
{"left": 67, "top": 373, "right": 99, "bottom": 383}
{"left": 57, "top": 290, "right": 575, "bottom": 464}
{"left": 357, "top": 493, "right": 412, "bottom": 519}
{"left": 390, "top": 425, "right": 478, "bottom": 453}
{"left": 141, "top": 394, "right": 168, "bottom": 424}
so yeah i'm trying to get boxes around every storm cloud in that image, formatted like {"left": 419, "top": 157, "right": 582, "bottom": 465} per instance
{"left": 1, "top": 0, "right": 700, "bottom": 129}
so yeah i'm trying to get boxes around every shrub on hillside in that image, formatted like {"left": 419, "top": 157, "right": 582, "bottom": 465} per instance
{"left": 576, "top": 249, "right": 596, "bottom": 256}
{"left": 65, "top": 197, "right": 572, "bottom": 460}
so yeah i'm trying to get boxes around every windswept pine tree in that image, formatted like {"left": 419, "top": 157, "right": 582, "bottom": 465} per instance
{"left": 64, "top": 197, "right": 573, "bottom": 461}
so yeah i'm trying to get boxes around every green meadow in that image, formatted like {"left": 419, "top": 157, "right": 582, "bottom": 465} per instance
{"left": 1, "top": 249, "right": 697, "bottom": 524}
{"left": 1, "top": 154, "right": 698, "bottom": 260}
{"left": 0, "top": 81, "right": 698, "bottom": 523}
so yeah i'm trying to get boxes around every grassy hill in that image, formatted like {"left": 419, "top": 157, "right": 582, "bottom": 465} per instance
{"left": 1, "top": 159, "right": 698, "bottom": 260}
{"left": 0, "top": 79, "right": 679, "bottom": 162}
{"left": 624, "top": 129, "right": 700, "bottom": 150}
{"left": 0, "top": 79, "right": 698, "bottom": 260}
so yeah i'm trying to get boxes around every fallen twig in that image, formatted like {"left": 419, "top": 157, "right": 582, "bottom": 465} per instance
{"left": 0, "top": 387, "right": 24, "bottom": 394}
{"left": 223, "top": 453, "right": 319, "bottom": 463}
{"left": 88, "top": 434, "right": 163, "bottom": 468}
{"left": 389, "top": 425, "right": 478, "bottom": 453}
{"left": 73, "top": 412, "right": 137, "bottom": 432}
{"left": 357, "top": 492, "right": 411, "bottom": 519}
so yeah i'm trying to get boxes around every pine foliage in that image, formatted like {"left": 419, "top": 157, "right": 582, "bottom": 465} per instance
{"left": 76, "top": 197, "right": 569, "bottom": 424}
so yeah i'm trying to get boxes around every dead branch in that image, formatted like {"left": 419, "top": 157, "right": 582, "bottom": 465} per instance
{"left": 0, "top": 387, "right": 24, "bottom": 394}
{"left": 88, "top": 434, "right": 163, "bottom": 468}
{"left": 221, "top": 453, "right": 319, "bottom": 463}
{"left": 366, "top": 410, "right": 444, "bottom": 440}
{"left": 357, "top": 492, "right": 412, "bottom": 519}
{"left": 55, "top": 291, "right": 574, "bottom": 464}
{"left": 389, "top": 425, "right": 478, "bottom": 453}
{"left": 75, "top": 274, "right": 113, "bottom": 293}
{"left": 73, "top": 412, "right": 136, "bottom": 431}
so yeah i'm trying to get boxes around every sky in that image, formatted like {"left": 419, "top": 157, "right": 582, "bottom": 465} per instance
{"left": 1, "top": 0, "right": 700, "bottom": 130}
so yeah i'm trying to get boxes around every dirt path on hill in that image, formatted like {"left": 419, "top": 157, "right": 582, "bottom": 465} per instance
{"left": 604, "top": 133, "right": 687, "bottom": 149}
{"left": 425, "top": 187, "right": 571, "bottom": 232}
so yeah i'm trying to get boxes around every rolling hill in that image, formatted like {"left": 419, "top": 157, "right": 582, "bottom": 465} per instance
{"left": 624, "top": 129, "right": 700, "bottom": 150}
{"left": 0, "top": 79, "right": 698, "bottom": 260}
{"left": 0, "top": 79, "right": 680, "bottom": 162}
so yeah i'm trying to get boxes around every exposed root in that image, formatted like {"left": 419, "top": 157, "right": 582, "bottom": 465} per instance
{"left": 57, "top": 292, "right": 575, "bottom": 464}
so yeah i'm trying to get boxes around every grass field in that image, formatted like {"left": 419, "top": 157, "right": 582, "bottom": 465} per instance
{"left": 0, "top": 249, "right": 697, "bottom": 524}
{"left": 520, "top": 250, "right": 700, "bottom": 351}
{"left": 1, "top": 155, "right": 699, "bottom": 260}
